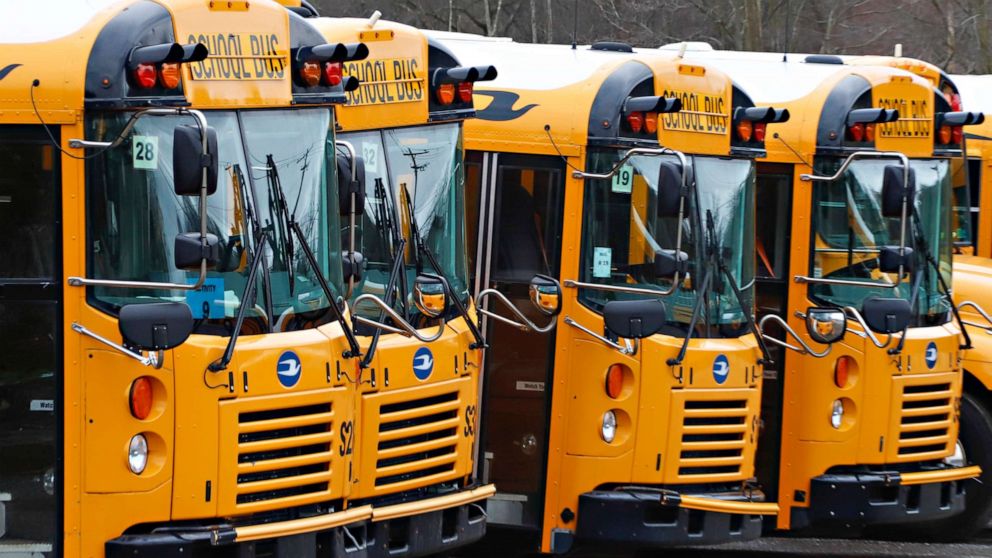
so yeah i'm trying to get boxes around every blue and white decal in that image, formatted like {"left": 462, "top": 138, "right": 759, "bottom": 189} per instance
{"left": 713, "top": 354, "right": 730, "bottom": 385}
{"left": 413, "top": 346, "right": 434, "bottom": 381}
{"left": 277, "top": 350, "right": 302, "bottom": 388}
{"left": 925, "top": 341, "right": 938, "bottom": 370}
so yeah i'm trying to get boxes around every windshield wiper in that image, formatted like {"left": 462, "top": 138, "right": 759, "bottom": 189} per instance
{"left": 910, "top": 210, "right": 972, "bottom": 350}
{"left": 265, "top": 154, "right": 296, "bottom": 296}
{"left": 359, "top": 176, "right": 410, "bottom": 368}
{"left": 209, "top": 229, "right": 270, "bottom": 371}
{"left": 399, "top": 181, "right": 486, "bottom": 349}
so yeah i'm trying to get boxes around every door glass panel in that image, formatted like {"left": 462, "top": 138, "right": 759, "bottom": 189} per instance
{"left": 0, "top": 301, "right": 58, "bottom": 554}
{"left": 0, "top": 138, "right": 56, "bottom": 279}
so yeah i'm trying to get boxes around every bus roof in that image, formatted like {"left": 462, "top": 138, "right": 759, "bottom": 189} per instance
{"left": 0, "top": 0, "right": 125, "bottom": 44}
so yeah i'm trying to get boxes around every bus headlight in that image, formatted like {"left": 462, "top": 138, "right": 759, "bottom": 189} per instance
{"left": 601, "top": 410, "right": 617, "bottom": 443}
{"left": 830, "top": 400, "right": 844, "bottom": 429}
{"left": 128, "top": 434, "right": 149, "bottom": 474}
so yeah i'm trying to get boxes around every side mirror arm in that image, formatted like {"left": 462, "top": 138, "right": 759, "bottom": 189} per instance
{"left": 476, "top": 289, "right": 557, "bottom": 333}
{"left": 958, "top": 300, "right": 992, "bottom": 335}
{"left": 842, "top": 306, "right": 894, "bottom": 349}
{"left": 71, "top": 322, "right": 163, "bottom": 369}
{"left": 563, "top": 316, "right": 636, "bottom": 356}
{"left": 757, "top": 314, "right": 832, "bottom": 358}
{"left": 353, "top": 294, "right": 445, "bottom": 343}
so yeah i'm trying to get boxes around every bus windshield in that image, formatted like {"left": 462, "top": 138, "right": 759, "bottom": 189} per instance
{"left": 341, "top": 123, "right": 469, "bottom": 321}
{"left": 85, "top": 108, "right": 345, "bottom": 335}
{"left": 579, "top": 150, "right": 756, "bottom": 338}
{"left": 810, "top": 157, "right": 953, "bottom": 321}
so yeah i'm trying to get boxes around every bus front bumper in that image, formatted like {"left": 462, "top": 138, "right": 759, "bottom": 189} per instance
{"left": 575, "top": 489, "right": 777, "bottom": 548}
{"left": 105, "top": 485, "right": 493, "bottom": 558}
{"left": 803, "top": 465, "right": 979, "bottom": 527}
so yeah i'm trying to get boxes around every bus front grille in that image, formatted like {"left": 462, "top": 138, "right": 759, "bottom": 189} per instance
{"left": 220, "top": 393, "right": 340, "bottom": 514}
{"left": 374, "top": 391, "right": 461, "bottom": 489}
{"left": 666, "top": 389, "right": 759, "bottom": 483}
{"left": 896, "top": 381, "right": 954, "bottom": 460}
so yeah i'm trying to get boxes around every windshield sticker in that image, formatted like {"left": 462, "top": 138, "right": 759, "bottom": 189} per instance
{"left": 186, "top": 277, "right": 225, "bottom": 319}
{"left": 611, "top": 165, "right": 634, "bottom": 193}
{"left": 593, "top": 247, "right": 612, "bottom": 278}
{"left": 362, "top": 141, "right": 380, "bottom": 174}
{"left": 132, "top": 136, "right": 159, "bottom": 170}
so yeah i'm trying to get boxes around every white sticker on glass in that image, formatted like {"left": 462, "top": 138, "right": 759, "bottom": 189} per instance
{"left": 132, "top": 135, "right": 159, "bottom": 170}
{"left": 611, "top": 164, "right": 634, "bottom": 193}
{"left": 593, "top": 247, "right": 612, "bottom": 278}
{"left": 362, "top": 142, "right": 380, "bottom": 174}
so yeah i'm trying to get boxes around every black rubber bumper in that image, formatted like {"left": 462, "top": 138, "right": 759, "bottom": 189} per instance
{"left": 801, "top": 470, "right": 967, "bottom": 528}
{"left": 574, "top": 490, "right": 764, "bottom": 548}
{"left": 105, "top": 502, "right": 486, "bottom": 558}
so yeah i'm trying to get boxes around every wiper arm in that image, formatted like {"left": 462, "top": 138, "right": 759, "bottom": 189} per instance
{"left": 400, "top": 182, "right": 486, "bottom": 349}
{"left": 265, "top": 154, "right": 362, "bottom": 358}
{"left": 266, "top": 154, "right": 296, "bottom": 296}
{"left": 209, "top": 230, "right": 269, "bottom": 371}
{"left": 911, "top": 211, "right": 972, "bottom": 350}
{"left": 360, "top": 237, "right": 408, "bottom": 368}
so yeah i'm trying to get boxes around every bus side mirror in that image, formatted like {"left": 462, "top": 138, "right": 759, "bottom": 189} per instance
{"left": 805, "top": 307, "right": 846, "bottom": 344}
{"left": 654, "top": 249, "right": 688, "bottom": 279}
{"left": 342, "top": 250, "right": 364, "bottom": 285}
{"left": 603, "top": 299, "right": 667, "bottom": 339}
{"left": 119, "top": 302, "right": 194, "bottom": 351}
{"left": 173, "top": 125, "right": 218, "bottom": 196}
{"left": 878, "top": 246, "right": 915, "bottom": 274}
{"left": 174, "top": 232, "right": 221, "bottom": 270}
{"left": 881, "top": 165, "right": 916, "bottom": 218}
{"left": 337, "top": 152, "right": 366, "bottom": 216}
{"left": 657, "top": 161, "right": 683, "bottom": 217}
{"left": 414, "top": 274, "right": 448, "bottom": 318}
{"left": 861, "top": 296, "right": 912, "bottom": 334}
{"left": 529, "top": 274, "right": 562, "bottom": 317}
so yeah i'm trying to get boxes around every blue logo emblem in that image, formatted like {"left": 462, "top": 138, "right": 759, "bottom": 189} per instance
{"left": 713, "top": 354, "right": 730, "bottom": 385}
{"left": 277, "top": 351, "right": 302, "bottom": 388}
{"left": 925, "top": 341, "right": 938, "bottom": 369}
{"left": 413, "top": 347, "right": 434, "bottom": 381}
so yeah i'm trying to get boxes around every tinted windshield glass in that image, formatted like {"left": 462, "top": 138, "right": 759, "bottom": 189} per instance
{"left": 810, "top": 157, "right": 952, "bottom": 319}
{"left": 342, "top": 123, "right": 468, "bottom": 321}
{"left": 579, "top": 150, "right": 755, "bottom": 337}
{"left": 85, "top": 108, "right": 344, "bottom": 334}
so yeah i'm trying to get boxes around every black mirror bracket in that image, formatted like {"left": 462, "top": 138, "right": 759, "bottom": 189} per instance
{"left": 71, "top": 322, "right": 163, "bottom": 369}
{"left": 757, "top": 314, "right": 832, "bottom": 358}
{"left": 842, "top": 306, "right": 894, "bottom": 349}
{"left": 476, "top": 289, "right": 558, "bottom": 334}
{"left": 563, "top": 316, "right": 637, "bottom": 356}
{"left": 68, "top": 108, "right": 214, "bottom": 292}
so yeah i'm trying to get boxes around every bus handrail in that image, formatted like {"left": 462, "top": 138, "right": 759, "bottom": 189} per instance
{"left": 958, "top": 300, "right": 992, "bottom": 334}
{"left": 476, "top": 289, "right": 556, "bottom": 333}
{"left": 352, "top": 294, "right": 445, "bottom": 343}
{"left": 563, "top": 279, "right": 672, "bottom": 298}
{"left": 794, "top": 275, "right": 900, "bottom": 290}
{"left": 757, "top": 314, "right": 832, "bottom": 358}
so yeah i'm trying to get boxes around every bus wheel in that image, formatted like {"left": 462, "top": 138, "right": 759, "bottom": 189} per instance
{"left": 911, "top": 391, "right": 992, "bottom": 541}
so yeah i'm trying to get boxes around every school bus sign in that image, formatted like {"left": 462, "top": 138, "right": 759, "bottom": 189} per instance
{"left": 343, "top": 57, "right": 424, "bottom": 106}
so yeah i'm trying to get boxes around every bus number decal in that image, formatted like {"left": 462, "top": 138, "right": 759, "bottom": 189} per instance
{"left": 344, "top": 57, "right": 423, "bottom": 106}
{"left": 339, "top": 420, "right": 354, "bottom": 456}
{"left": 132, "top": 136, "right": 158, "bottom": 170}
{"left": 593, "top": 247, "right": 612, "bottom": 278}
{"left": 464, "top": 405, "right": 477, "bottom": 437}
{"left": 611, "top": 165, "right": 634, "bottom": 193}
{"left": 362, "top": 142, "right": 380, "bottom": 173}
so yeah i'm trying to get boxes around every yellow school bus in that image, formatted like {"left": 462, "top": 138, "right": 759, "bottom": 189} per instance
{"left": 430, "top": 34, "right": 802, "bottom": 553}
{"left": 303, "top": 13, "right": 501, "bottom": 555}
{"left": 0, "top": 1, "right": 496, "bottom": 556}
{"left": 669, "top": 45, "right": 982, "bottom": 535}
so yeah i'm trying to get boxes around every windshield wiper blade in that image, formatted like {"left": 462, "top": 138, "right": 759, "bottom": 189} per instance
{"left": 265, "top": 154, "right": 296, "bottom": 296}
{"left": 911, "top": 211, "right": 972, "bottom": 350}
{"left": 209, "top": 230, "right": 269, "bottom": 372}
{"left": 360, "top": 237, "right": 408, "bottom": 368}
{"left": 264, "top": 153, "right": 362, "bottom": 358}
{"left": 399, "top": 182, "right": 486, "bottom": 349}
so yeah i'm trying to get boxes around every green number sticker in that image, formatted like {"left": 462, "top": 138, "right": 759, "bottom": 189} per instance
{"left": 611, "top": 164, "right": 633, "bottom": 193}
{"left": 132, "top": 135, "right": 159, "bottom": 171}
